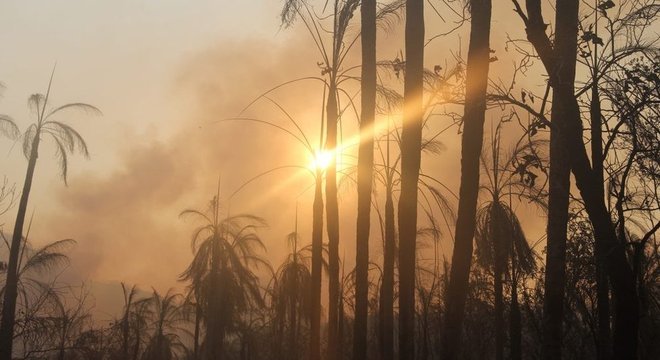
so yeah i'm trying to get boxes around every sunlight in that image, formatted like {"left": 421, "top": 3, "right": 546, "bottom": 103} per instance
{"left": 310, "top": 150, "right": 334, "bottom": 171}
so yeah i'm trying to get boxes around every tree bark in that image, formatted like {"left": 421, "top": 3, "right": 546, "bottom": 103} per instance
{"left": 441, "top": 0, "right": 491, "bottom": 358}
{"left": 0, "top": 134, "right": 41, "bottom": 360}
{"left": 326, "top": 75, "right": 341, "bottom": 360}
{"left": 590, "top": 53, "right": 612, "bottom": 360}
{"left": 398, "top": 0, "right": 425, "bottom": 358}
{"left": 354, "top": 0, "right": 376, "bottom": 358}
{"left": 310, "top": 171, "right": 324, "bottom": 359}
{"left": 541, "top": 1, "right": 575, "bottom": 357}
{"left": 379, "top": 176, "right": 395, "bottom": 360}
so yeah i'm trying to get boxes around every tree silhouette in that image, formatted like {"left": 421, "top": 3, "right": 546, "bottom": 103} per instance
{"left": 475, "top": 126, "right": 544, "bottom": 360}
{"left": 140, "top": 289, "right": 188, "bottom": 360}
{"left": 397, "top": 0, "right": 425, "bottom": 358}
{"left": 0, "top": 72, "right": 99, "bottom": 359}
{"left": 354, "top": 0, "right": 377, "bottom": 358}
{"left": 442, "top": 0, "right": 492, "bottom": 358}
{"left": 180, "top": 195, "right": 269, "bottom": 359}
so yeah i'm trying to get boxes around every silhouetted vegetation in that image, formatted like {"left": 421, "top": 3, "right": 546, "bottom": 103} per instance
{"left": 1, "top": 0, "right": 658, "bottom": 359}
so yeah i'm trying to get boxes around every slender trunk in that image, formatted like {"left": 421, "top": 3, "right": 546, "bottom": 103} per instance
{"left": 123, "top": 308, "right": 131, "bottom": 359}
{"left": 590, "top": 59, "right": 611, "bottom": 360}
{"left": 326, "top": 74, "right": 341, "bottom": 360}
{"left": 540, "top": 0, "right": 575, "bottom": 355}
{"left": 354, "top": 1, "right": 376, "bottom": 359}
{"left": 522, "top": 1, "right": 639, "bottom": 356}
{"left": 132, "top": 323, "right": 141, "bottom": 360}
{"left": 194, "top": 302, "right": 201, "bottom": 360}
{"left": 493, "top": 203, "right": 505, "bottom": 360}
{"left": 379, "top": 178, "right": 395, "bottom": 360}
{"left": 494, "top": 252, "right": 505, "bottom": 360}
{"left": 311, "top": 172, "right": 324, "bottom": 359}
{"left": 441, "top": 1, "right": 491, "bottom": 358}
{"left": 58, "top": 324, "right": 66, "bottom": 360}
{"left": 510, "top": 238, "right": 522, "bottom": 360}
{"left": 290, "top": 262, "right": 299, "bottom": 360}
{"left": 510, "top": 275, "right": 522, "bottom": 360}
{"left": 398, "top": 0, "right": 424, "bottom": 358}
{"left": 0, "top": 135, "right": 40, "bottom": 360}
{"left": 207, "top": 244, "right": 225, "bottom": 359}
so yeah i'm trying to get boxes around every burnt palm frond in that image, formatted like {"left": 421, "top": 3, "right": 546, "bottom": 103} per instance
{"left": 0, "top": 115, "right": 19, "bottom": 140}
{"left": 376, "top": 0, "right": 406, "bottom": 32}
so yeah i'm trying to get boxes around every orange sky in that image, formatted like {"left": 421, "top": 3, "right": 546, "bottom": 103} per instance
{"left": 0, "top": 1, "right": 551, "bottom": 319}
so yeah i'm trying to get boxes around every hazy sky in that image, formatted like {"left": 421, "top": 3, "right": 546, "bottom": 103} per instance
{"left": 0, "top": 1, "right": 548, "bottom": 318}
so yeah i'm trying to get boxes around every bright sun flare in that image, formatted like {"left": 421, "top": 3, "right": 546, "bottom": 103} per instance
{"left": 310, "top": 150, "right": 334, "bottom": 170}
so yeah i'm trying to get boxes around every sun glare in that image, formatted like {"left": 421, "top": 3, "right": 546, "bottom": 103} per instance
{"left": 310, "top": 150, "right": 334, "bottom": 170}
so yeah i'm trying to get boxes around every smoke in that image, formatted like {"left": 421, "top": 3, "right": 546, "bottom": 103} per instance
{"left": 34, "top": 33, "right": 326, "bottom": 294}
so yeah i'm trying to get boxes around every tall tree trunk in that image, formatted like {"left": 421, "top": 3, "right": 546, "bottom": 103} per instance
{"left": 441, "top": 0, "right": 491, "bottom": 358}
{"left": 194, "top": 302, "right": 201, "bottom": 360}
{"left": 354, "top": 0, "right": 376, "bottom": 358}
{"left": 510, "top": 238, "right": 522, "bottom": 360}
{"left": 491, "top": 202, "right": 506, "bottom": 360}
{"left": 290, "top": 266, "right": 299, "bottom": 360}
{"left": 326, "top": 74, "right": 341, "bottom": 360}
{"left": 541, "top": 2, "right": 575, "bottom": 358}
{"left": 520, "top": 1, "right": 639, "bottom": 356}
{"left": 311, "top": 171, "right": 324, "bottom": 359}
{"left": 206, "top": 248, "right": 225, "bottom": 359}
{"left": 0, "top": 135, "right": 40, "bottom": 360}
{"left": 510, "top": 276, "right": 522, "bottom": 360}
{"left": 379, "top": 175, "right": 395, "bottom": 360}
{"left": 493, "top": 208, "right": 505, "bottom": 360}
{"left": 589, "top": 35, "right": 611, "bottom": 360}
{"left": 398, "top": 0, "right": 424, "bottom": 358}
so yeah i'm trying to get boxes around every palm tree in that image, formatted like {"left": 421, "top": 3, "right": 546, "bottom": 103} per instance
{"left": 0, "top": 235, "right": 76, "bottom": 359}
{"left": 117, "top": 283, "right": 139, "bottom": 360}
{"left": 280, "top": 2, "right": 362, "bottom": 356}
{"left": 474, "top": 128, "right": 544, "bottom": 360}
{"left": 225, "top": 87, "right": 328, "bottom": 359}
{"left": 442, "top": 0, "right": 492, "bottom": 358}
{"left": 0, "top": 73, "right": 99, "bottom": 360}
{"left": 180, "top": 195, "right": 269, "bottom": 359}
{"left": 354, "top": 0, "right": 377, "bottom": 358}
{"left": 271, "top": 230, "right": 315, "bottom": 360}
{"left": 140, "top": 289, "right": 188, "bottom": 360}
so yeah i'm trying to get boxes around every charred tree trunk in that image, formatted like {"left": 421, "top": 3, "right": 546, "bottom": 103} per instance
{"left": 326, "top": 74, "right": 341, "bottom": 360}
{"left": 541, "top": 1, "right": 575, "bottom": 356}
{"left": 398, "top": 0, "right": 425, "bottom": 358}
{"left": 379, "top": 173, "right": 396, "bottom": 360}
{"left": 0, "top": 134, "right": 41, "bottom": 360}
{"left": 590, "top": 40, "right": 612, "bottom": 360}
{"left": 441, "top": 0, "right": 492, "bottom": 358}
{"left": 354, "top": 0, "right": 377, "bottom": 358}
{"left": 510, "top": 240, "right": 522, "bottom": 360}
{"left": 311, "top": 171, "right": 324, "bottom": 359}
{"left": 194, "top": 302, "right": 201, "bottom": 360}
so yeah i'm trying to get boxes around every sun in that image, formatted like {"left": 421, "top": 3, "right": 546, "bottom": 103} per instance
{"left": 310, "top": 150, "right": 334, "bottom": 171}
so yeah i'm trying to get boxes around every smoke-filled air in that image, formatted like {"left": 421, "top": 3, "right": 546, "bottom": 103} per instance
{"left": 0, "top": 0, "right": 658, "bottom": 359}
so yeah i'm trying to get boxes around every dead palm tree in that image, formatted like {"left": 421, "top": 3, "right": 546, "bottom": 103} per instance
{"left": 140, "top": 289, "right": 189, "bottom": 360}
{"left": 475, "top": 127, "right": 544, "bottom": 360}
{"left": 180, "top": 195, "right": 269, "bottom": 359}
{"left": 0, "top": 234, "right": 76, "bottom": 358}
{"left": 272, "top": 230, "right": 314, "bottom": 360}
{"left": 280, "top": 2, "right": 362, "bottom": 357}
{"left": 0, "top": 72, "right": 100, "bottom": 360}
